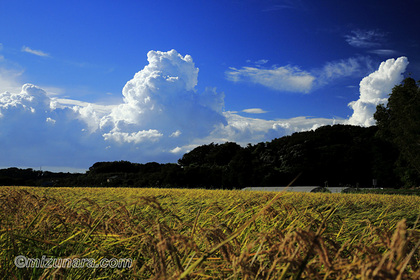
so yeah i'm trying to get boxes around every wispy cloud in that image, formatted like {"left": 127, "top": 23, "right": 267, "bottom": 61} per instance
{"left": 227, "top": 56, "right": 373, "bottom": 93}
{"left": 0, "top": 43, "right": 4, "bottom": 61}
{"left": 0, "top": 67, "right": 24, "bottom": 94}
{"left": 226, "top": 65, "right": 315, "bottom": 93}
{"left": 21, "top": 46, "right": 50, "bottom": 57}
{"left": 315, "top": 56, "right": 373, "bottom": 86}
{"left": 368, "top": 49, "right": 400, "bottom": 56}
{"left": 242, "top": 108, "right": 268, "bottom": 114}
{"left": 263, "top": 0, "right": 306, "bottom": 12}
{"left": 246, "top": 59, "right": 269, "bottom": 66}
{"left": 255, "top": 59, "right": 269, "bottom": 66}
{"left": 345, "top": 29, "right": 386, "bottom": 48}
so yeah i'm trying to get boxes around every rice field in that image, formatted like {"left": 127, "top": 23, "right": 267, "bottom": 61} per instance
{"left": 1, "top": 186, "right": 419, "bottom": 279}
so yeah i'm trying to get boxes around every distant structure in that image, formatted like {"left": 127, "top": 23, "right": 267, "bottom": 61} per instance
{"left": 242, "top": 186, "right": 348, "bottom": 193}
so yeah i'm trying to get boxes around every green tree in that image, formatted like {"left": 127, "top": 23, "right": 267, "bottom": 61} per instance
{"left": 374, "top": 77, "right": 420, "bottom": 186}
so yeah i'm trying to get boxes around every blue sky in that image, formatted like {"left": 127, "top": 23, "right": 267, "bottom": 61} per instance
{"left": 0, "top": 0, "right": 419, "bottom": 172}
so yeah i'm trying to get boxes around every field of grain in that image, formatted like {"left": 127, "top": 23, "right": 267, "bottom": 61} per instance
{"left": 1, "top": 186, "right": 419, "bottom": 279}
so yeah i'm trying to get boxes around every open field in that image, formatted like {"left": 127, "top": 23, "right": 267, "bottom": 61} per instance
{"left": 1, "top": 186, "right": 420, "bottom": 279}
{"left": 243, "top": 186, "right": 349, "bottom": 193}
{"left": 348, "top": 188, "right": 420, "bottom": 196}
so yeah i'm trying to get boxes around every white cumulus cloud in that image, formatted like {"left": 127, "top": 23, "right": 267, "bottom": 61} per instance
{"left": 170, "top": 130, "right": 182, "bottom": 137}
{"left": 194, "top": 111, "right": 339, "bottom": 149}
{"left": 346, "top": 56, "right": 409, "bottom": 126}
{"left": 0, "top": 49, "right": 411, "bottom": 170}
{"left": 46, "top": 117, "right": 56, "bottom": 124}
{"left": 170, "top": 146, "right": 182, "bottom": 154}
{"left": 0, "top": 83, "right": 51, "bottom": 115}
{"left": 0, "top": 49, "right": 229, "bottom": 168}
{"left": 103, "top": 129, "right": 163, "bottom": 144}
{"left": 97, "top": 49, "right": 226, "bottom": 144}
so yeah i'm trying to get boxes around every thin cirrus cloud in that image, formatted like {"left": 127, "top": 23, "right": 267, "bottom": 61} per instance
{"left": 226, "top": 56, "right": 373, "bottom": 93}
{"left": 368, "top": 49, "right": 400, "bottom": 56}
{"left": 225, "top": 65, "right": 315, "bottom": 93}
{"left": 0, "top": 49, "right": 410, "bottom": 169}
{"left": 262, "top": 0, "right": 306, "bottom": 12}
{"left": 227, "top": 27, "right": 395, "bottom": 98}
{"left": 344, "top": 29, "right": 386, "bottom": 48}
{"left": 21, "top": 46, "right": 50, "bottom": 57}
{"left": 246, "top": 59, "right": 269, "bottom": 66}
{"left": 315, "top": 56, "right": 373, "bottom": 86}
{"left": 0, "top": 67, "right": 24, "bottom": 94}
{"left": 254, "top": 59, "right": 269, "bottom": 66}
{"left": 344, "top": 29, "right": 400, "bottom": 57}
{"left": 242, "top": 108, "right": 268, "bottom": 114}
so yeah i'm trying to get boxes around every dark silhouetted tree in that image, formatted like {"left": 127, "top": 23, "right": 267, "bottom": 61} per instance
{"left": 374, "top": 77, "right": 420, "bottom": 186}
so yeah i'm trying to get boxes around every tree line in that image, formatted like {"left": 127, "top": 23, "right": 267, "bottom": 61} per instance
{"left": 0, "top": 125, "right": 401, "bottom": 189}
{"left": 1, "top": 77, "right": 419, "bottom": 189}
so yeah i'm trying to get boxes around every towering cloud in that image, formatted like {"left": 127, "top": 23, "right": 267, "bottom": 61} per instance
{"left": 0, "top": 50, "right": 228, "bottom": 168}
{"left": 346, "top": 57, "right": 409, "bottom": 126}
{"left": 97, "top": 49, "right": 226, "bottom": 146}
{"left": 0, "top": 50, "right": 410, "bottom": 170}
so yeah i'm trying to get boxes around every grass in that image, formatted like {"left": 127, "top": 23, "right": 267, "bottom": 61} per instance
{"left": 0, "top": 186, "right": 419, "bottom": 279}
{"left": 345, "top": 187, "right": 420, "bottom": 196}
